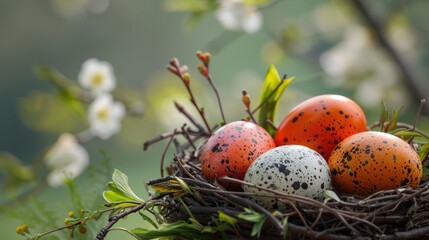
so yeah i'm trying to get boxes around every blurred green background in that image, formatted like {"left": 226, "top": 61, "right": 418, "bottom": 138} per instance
{"left": 1, "top": 0, "right": 429, "bottom": 239}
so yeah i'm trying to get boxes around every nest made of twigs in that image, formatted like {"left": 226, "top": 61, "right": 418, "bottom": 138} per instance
{"left": 143, "top": 128, "right": 429, "bottom": 240}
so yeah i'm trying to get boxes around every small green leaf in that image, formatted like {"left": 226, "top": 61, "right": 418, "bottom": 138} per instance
{"left": 218, "top": 211, "right": 237, "bottom": 226}
{"left": 258, "top": 65, "right": 295, "bottom": 136}
{"left": 386, "top": 106, "right": 403, "bottom": 131}
{"left": 419, "top": 144, "right": 429, "bottom": 161}
{"left": 174, "top": 177, "right": 193, "bottom": 196}
{"left": 132, "top": 220, "right": 210, "bottom": 240}
{"left": 394, "top": 130, "right": 422, "bottom": 138}
{"left": 283, "top": 217, "right": 289, "bottom": 239}
{"left": 57, "top": 89, "right": 86, "bottom": 119}
{"left": 112, "top": 169, "right": 142, "bottom": 202}
{"left": 379, "top": 100, "right": 389, "bottom": 131}
{"left": 250, "top": 216, "right": 266, "bottom": 238}
{"left": 237, "top": 208, "right": 265, "bottom": 222}
{"left": 102, "top": 190, "right": 131, "bottom": 203}
{"left": 139, "top": 211, "right": 159, "bottom": 229}
{"left": 323, "top": 189, "right": 341, "bottom": 202}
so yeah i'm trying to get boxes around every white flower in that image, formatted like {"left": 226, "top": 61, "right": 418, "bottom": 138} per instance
{"left": 78, "top": 58, "right": 116, "bottom": 95}
{"left": 215, "top": 0, "right": 263, "bottom": 33}
{"left": 319, "top": 26, "right": 374, "bottom": 79}
{"left": 44, "top": 133, "right": 90, "bottom": 187}
{"left": 88, "top": 94, "right": 125, "bottom": 140}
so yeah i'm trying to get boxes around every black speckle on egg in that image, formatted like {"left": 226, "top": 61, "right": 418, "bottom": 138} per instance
{"left": 292, "top": 116, "right": 299, "bottom": 123}
{"left": 211, "top": 143, "right": 222, "bottom": 153}
{"left": 292, "top": 181, "right": 301, "bottom": 190}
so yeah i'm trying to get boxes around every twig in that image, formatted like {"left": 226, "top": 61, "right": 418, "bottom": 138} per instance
{"left": 160, "top": 129, "right": 177, "bottom": 178}
{"left": 95, "top": 195, "right": 163, "bottom": 240}
{"left": 174, "top": 101, "right": 205, "bottom": 133}
{"left": 206, "top": 74, "right": 227, "bottom": 124}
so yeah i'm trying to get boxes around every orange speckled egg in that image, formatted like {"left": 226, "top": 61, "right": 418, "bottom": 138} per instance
{"left": 201, "top": 121, "right": 275, "bottom": 191}
{"left": 275, "top": 95, "right": 367, "bottom": 160}
{"left": 329, "top": 131, "right": 422, "bottom": 196}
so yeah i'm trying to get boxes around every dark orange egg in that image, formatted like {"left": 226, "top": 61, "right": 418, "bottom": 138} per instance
{"left": 329, "top": 131, "right": 422, "bottom": 196}
{"left": 201, "top": 121, "right": 275, "bottom": 191}
{"left": 275, "top": 94, "right": 367, "bottom": 160}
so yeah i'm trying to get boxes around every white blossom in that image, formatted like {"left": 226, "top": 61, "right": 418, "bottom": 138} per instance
{"left": 88, "top": 94, "right": 125, "bottom": 140}
{"left": 320, "top": 26, "right": 373, "bottom": 79}
{"left": 215, "top": 0, "right": 263, "bottom": 34}
{"left": 78, "top": 58, "right": 116, "bottom": 95}
{"left": 44, "top": 133, "right": 89, "bottom": 187}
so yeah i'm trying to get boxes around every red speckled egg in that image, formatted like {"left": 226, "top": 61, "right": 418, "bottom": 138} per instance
{"left": 275, "top": 94, "right": 367, "bottom": 160}
{"left": 329, "top": 131, "right": 422, "bottom": 196}
{"left": 201, "top": 121, "right": 275, "bottom": 190}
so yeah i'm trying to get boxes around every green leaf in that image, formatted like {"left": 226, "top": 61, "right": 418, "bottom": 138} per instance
{"left": 18, "top": 92, "right": 84, "bottom": 134}
{"left": 57, "top": 89, "right": 86, "bottom": 119}
{"left": 0, "top": 152, "right": 34, "bottom": 191}
{"left": 237, "top": 208, "right": 265, "bottom": 222}
{"left": 258, "top": 65, "right": 295, "bottom": 136}
{"left": 250, "top": 216, "right": 266, "bottom": 238}
{"left": 218, "top": 211, "right": 237, "bottom": 226}
{"left": 163, "top": 0, "right": 217, "bottom": 12}
{"left": 283, "top": 217, "right": 289, "bottom": 239}
{"left": 379, "top": 100, "right": 388, "bottom": 131}
{"left": 103, "top": 169, "right": 142, "bottom": 202}
{"left": 386, "top": 106, "right": 403, "bottom": 131}
{"left": 174, "top": 177, "right": 193, "bottom": 196}
{"left": 323, "top": 189, "right": 341, "bottom": 202}
{"left": 419, "top": 144, "right": 429, "bottom": 161}
{"left": 132, "top": 220, "right": 211, "bottom": 240}
{"left": 394, "top": 130, "right": 422, "bottom": 138}
{"left": 139, "top": 211, "right": 159, "bottom": 229}
{"left": 103, "top": 190, "right": 132, "bottom": 203}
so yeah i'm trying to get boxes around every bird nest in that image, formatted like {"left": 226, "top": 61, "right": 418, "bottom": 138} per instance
{"left": 140, "top": 54, "right": 429, "bottom": 239}
{"left": 143, "top": 127, "right": 429, "bottom": 240}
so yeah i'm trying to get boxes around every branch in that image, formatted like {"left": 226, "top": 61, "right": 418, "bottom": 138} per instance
{"left": 95, "top": 196, "right": 163, "bottom": 240}
{"left": 351, "top": 0, "right": 429, "bottom": 115}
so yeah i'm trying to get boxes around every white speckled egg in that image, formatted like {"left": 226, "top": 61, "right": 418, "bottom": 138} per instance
{"left": 243, "top": 145, "right": 331, "bottom": 210}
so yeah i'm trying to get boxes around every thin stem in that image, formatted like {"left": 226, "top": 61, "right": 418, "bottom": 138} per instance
{"left": 174, "top": 101, "right": 205, "bottom": 133}
{"left": 170, "top": 62, "right": 212, "bottom": 135}
{"left": 160, "top": 129, "right": 177, "bottom": 178}
{"left": 206, "top": 73, "right": 227, "bottom": 124}
{"left": 251, "top": 74, "right": 287, "bottom": 115}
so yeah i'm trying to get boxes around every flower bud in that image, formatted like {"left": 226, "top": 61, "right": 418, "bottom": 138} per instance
{"left": 242, "top": 90, "right": 251, "bottom": 108}
{"left": 78, "top": 225, "right": 87, "bottom": 234}
{"left": 68, "top": 211, "right": 75, "bottom": 218}
{"left": 169, "top": 58, "right": 179, "bottom": 67}
{"left": 196, "top": 50, "right": 203, "bottom": 60}
{"left": 182, "top": 73, "right": 190, "bottom": 86}
{"left": 198, "top": 64, "right": 208, "bottom": 77}
{"left": 15, "top": 226, "right": 24, "bottom": 235}
{"left": 22, "top": 224, "right": 29, "bottom": 233}
{"left": 204, "top": 52, "right": 211, "bottom": 64}
{"left": 167, "top": 65, "right": 178, "bottom": 75}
